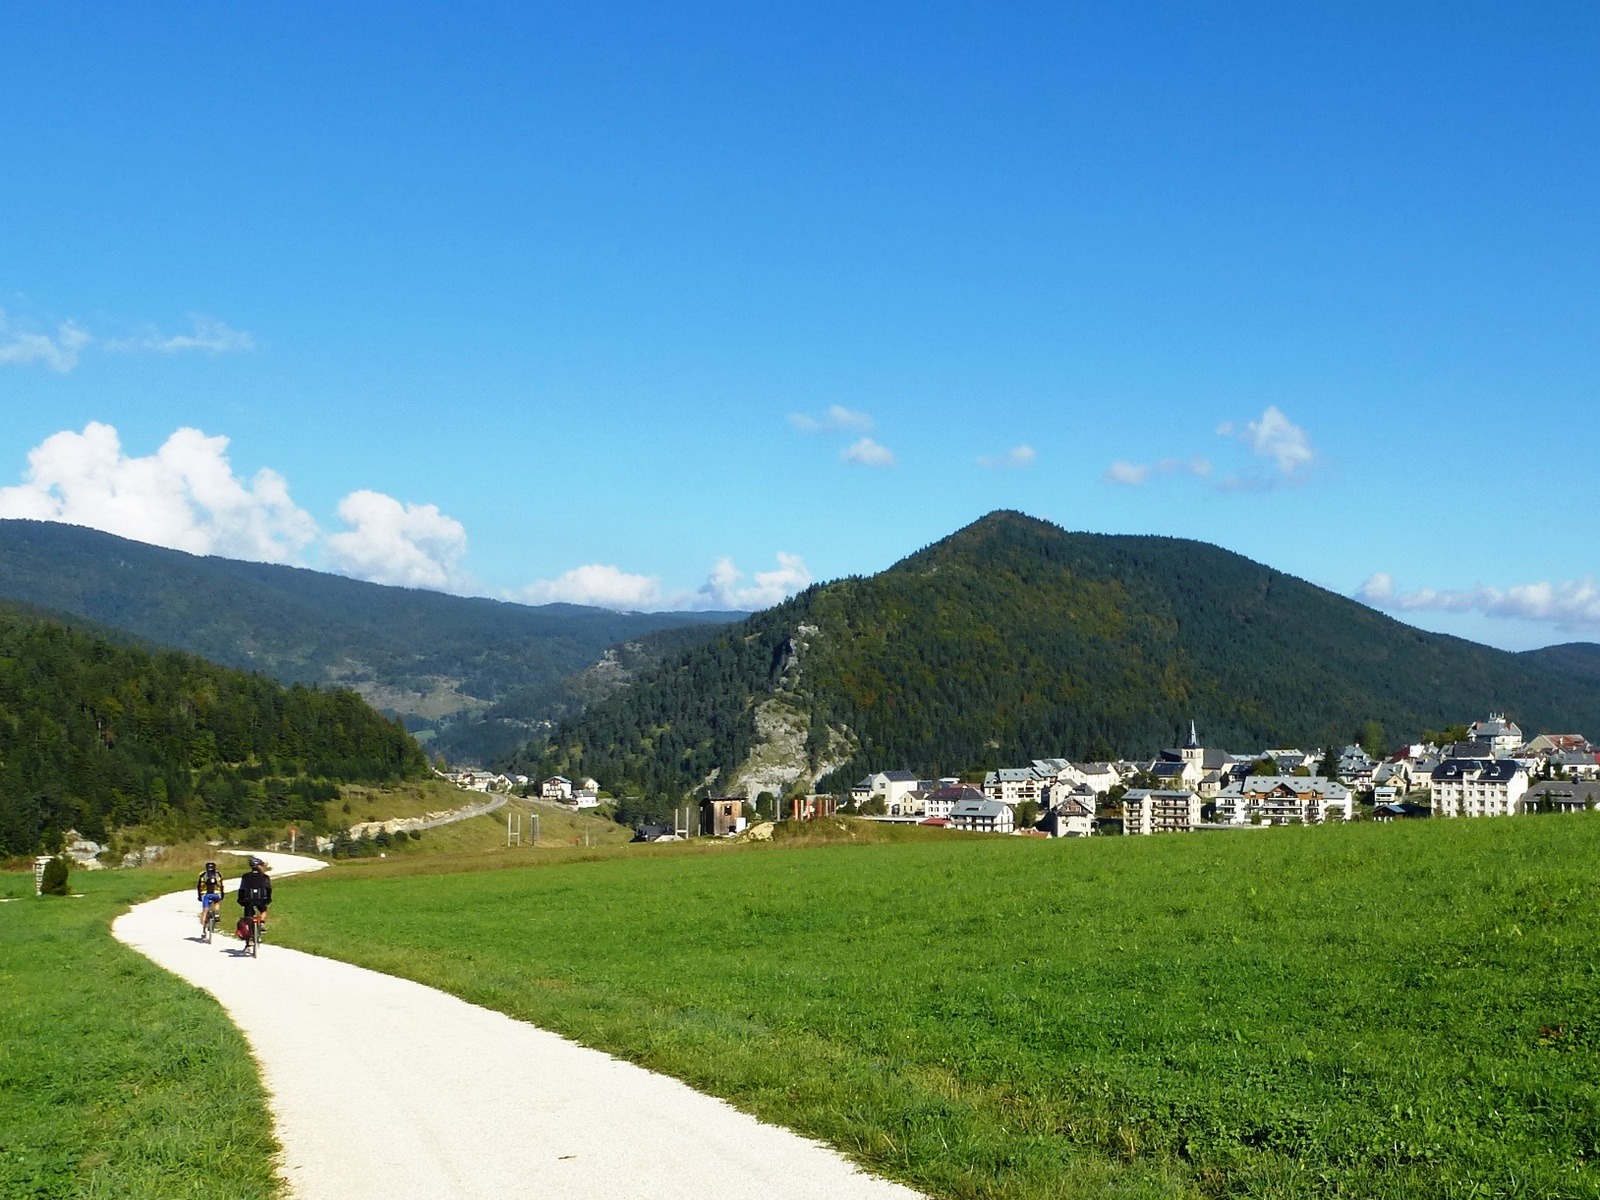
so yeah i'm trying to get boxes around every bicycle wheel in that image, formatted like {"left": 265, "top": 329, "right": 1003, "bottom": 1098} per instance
{"left": 250, "top": 918, "right": 260, "bottom": 957}
{"left": 201, "top": 913, "right": 211, "bottom": 943}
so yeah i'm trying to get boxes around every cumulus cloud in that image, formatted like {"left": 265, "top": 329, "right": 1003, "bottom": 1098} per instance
{"left": 0, "top": 422, "right": 318, "bottom": 562}
{"left": 789, "top": 405, "right": 875, "bottom": 434}
{"left": 841, "top": 437, "right": 896, "bottom": 468}
{"left": 1358, "top": 572, "right": 1600, "bottom": 630}
{"left": 697, "top": 552, "right": 813, "bottom": 610}
{"left": 516, "top": 553, "right": 813, "bottom": 613}
{"left": 324, "top": 491, "right": 469, "bottom": 591}
{"left": 0, "top": 422, "right": 815, "bottom": 610}
{"left": 103, "top": 314, "right": 255, "bottom": 355}
{"left": 0, "top": 312, "right": 91, "bottom": 372}
{"left": 516, "top": 564, "right": 665, "bottom": 609}
{"left": 977, "top": 444, "right": 1036, "bottom": 469}
{"left": 1104, "top": 460, "right": 1150, "bottom": 486}
{"left": 1216, "top": 405, "right": 1317, "bottom": 488}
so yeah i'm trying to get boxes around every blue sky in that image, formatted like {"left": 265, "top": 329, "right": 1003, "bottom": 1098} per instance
{"left": 1, "top": 3, "right": 1596, "bottom": 646}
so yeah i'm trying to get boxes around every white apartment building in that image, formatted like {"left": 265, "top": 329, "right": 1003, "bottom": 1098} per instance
{"left": 1430, "top": 759, "right": 1529, "bottom": 818}
{"left": 1122, "top": 788, "right": 1201, "bottom": 835}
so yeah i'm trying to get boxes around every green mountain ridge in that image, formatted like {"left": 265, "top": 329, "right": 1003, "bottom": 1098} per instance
{"left": 0, "top": 520, "right": 738, "bottom": 763}
{"left": 524, "top": 511, "right": 1600, "bottom": 806}
{"left": 0, "top": 596, "right": 427, "bottom": 855}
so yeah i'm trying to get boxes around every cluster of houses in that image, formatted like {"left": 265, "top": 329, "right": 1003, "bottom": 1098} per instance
{"left": 533, "top": 774, "right": 604, "bottom": 809}
{"left": 515, "top": 712, "right": 1599, "bottom": 842}
{"left": 439, "top": 768, "right": 525, "bottom": 794}
{"left": 820, "top": 715, "right": 1599, "bottom": 839}
{"left": 441, "top": 768, "right": 606, "bottom": 810}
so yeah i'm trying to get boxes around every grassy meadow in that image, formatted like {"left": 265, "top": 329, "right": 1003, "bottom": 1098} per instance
{"left": 0, "top": 870, "right": 281, "bottom": 1200}
{"left": 274, "top": 816, "right": 1600, "bottom": 1200}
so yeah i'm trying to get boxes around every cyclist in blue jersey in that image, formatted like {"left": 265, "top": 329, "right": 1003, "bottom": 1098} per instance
{"left": 196, "top": 861, "right": 226, "bottom": 935}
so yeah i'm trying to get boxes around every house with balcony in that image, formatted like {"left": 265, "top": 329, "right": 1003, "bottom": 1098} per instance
{"left": 948, "top": 796, "right": 1015, "bottom": 834}
{"left": 1213, "top": 776, "right": 1353, "bottom": 825}
{"left": 982, "top": 767, "right": 1048, "bottom": 806}
{"left": 1122, "top": 788, "right": 1202, "bottom": 835}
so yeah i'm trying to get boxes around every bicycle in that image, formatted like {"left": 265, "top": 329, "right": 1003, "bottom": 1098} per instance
{"left": 201, "top": 899, "right": 221, "bottom": 943}
{"left": 246, "top": 912, "right": 265, "bottom": 958}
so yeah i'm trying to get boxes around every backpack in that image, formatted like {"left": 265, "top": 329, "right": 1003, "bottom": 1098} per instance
{"left": 237, "top": 875, "right": 267, "bottom": 905}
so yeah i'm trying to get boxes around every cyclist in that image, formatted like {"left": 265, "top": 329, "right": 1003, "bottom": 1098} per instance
{"left": 196, "top": 860, "right": 226, "bottom": 935}
{"left": 235, "top": 856, "right": 273, "bottom": 940}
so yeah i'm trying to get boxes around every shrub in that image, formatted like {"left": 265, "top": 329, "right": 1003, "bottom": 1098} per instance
{"left": 39, "top": 855, "right": 70, "bottom": 896}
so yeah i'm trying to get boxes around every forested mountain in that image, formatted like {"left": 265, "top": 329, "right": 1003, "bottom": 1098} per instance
{"left": 523, "top": 511, "right": 1600, "bottom": 808}
{"left": 1523, "top": 643, "right": 1600, "bottom": 687}
{"left": 0, "top": 520, "right": 737, "bottom": 762}
{"left": 0, "top": 598, "right": 427, "bottom": 855}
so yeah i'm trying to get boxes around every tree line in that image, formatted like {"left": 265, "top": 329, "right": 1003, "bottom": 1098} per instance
{"left": 0, "top": 603, "right": 428, "bottom": 854}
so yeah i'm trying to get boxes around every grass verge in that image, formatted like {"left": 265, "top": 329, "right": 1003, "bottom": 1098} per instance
{"left": 0, "top": 871, "right": 281, "bottom": 1200}
{"left": 273, "top": 815, "right": 1600, "bottom": 1198}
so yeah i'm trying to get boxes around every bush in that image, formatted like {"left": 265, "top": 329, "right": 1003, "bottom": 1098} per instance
{"left": 39, "top": 855, "right": 70, "bottom": 896}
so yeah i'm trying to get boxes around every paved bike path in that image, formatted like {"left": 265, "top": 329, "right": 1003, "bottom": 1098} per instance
{"left": 112, "top": 852, "right": 923, "bottom": 1200}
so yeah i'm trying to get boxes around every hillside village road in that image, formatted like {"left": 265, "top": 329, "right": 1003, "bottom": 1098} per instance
{"left": 112, "top": 851, "right": 925, "bottom": 1200}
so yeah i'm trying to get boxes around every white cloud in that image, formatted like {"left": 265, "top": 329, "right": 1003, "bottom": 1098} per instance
{"left": 0, "top": 309, "right": 253, "bottom": 372}
{"left": 789, "top": 405, "right": 875, "bottom": 434}
{"left": 1103, "top": 457, "right": 1211, "bottom": 487}
{"left": 103, "top": 314, "right": 255, "bottom": 355}
{"left": 0, "top": 312, "right": 91, "bottom": 372}
{"left": 697, "top": 552, "right": 812, "bottom": 610}
{"left": 1107, "top": 406, "right": 1315, "bottom": 491}
{"left": 0, "top": 422, "right": 318, "bottom": 563}
{"left": 841, "top": 437, "right": 896, "bottom": 468}
{"left": 324, "top": 490, "right": 469, "bottom": 591}
{"left": 977, "top": 444, "right": 1036, "bottom": 469}
{"left": 1223, "top": 405, "right": 1317, "bottom": 485}
{"left": 516, "top": 564, "right": 665, "bottom": 609}
{"left": 0, "top": 422, "right": 813, "bottom": 610}
{"left": 1104, "top": 460, "right": 1150, "bottom": 486}
{"left": 516, "top": 553, "right": 813, "bottom": 613}
{"left": 1358, "top": 572, "right": 1600, "bottom": 630}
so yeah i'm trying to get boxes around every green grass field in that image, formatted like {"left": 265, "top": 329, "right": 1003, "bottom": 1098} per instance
{"left": 274, "top": 816, "right": 1600, "bottom": 1200}
{"left": 0, "top": 871, "right": 281, "bottom": 1200}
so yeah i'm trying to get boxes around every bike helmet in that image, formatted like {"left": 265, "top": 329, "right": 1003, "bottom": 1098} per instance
{"left": 248, "top": 856, "right": 265, "bottom": 869}
{"left": 205, "top": 861, "right": 217, "bottom": 870}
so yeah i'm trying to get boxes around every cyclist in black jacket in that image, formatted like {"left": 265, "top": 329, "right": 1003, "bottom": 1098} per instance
{"left": 235, "top": 857, "right": 273, "bottom": 938}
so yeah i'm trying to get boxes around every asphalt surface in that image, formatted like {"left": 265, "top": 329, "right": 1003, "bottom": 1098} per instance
{"left": 112, "top": 851, "right": 924, "bottom": 1200}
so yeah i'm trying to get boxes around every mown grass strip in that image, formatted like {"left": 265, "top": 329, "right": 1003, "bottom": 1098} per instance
{"left": 0, "top": 871, "right": 281, "bottom": 1200}
{"left": 276, "top": 817, "right": 1600, "bottom": 1200}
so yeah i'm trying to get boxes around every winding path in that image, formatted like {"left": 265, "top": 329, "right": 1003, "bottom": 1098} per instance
{"left": 112, "top": 852, "right": 922, "bottom": 1200}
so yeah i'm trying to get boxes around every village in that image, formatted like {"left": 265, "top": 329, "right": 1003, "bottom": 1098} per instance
{"left": 465, "top": 713, "right": 1600, "bottom": 842}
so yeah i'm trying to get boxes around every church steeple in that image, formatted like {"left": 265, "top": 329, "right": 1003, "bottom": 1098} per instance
{"left": 1181, "top": 720, "right": 1204, "bottom": 772}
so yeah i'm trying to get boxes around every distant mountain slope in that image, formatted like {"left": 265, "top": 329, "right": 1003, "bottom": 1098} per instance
{"left": 0, "top": 596, "right": 426, "bottom": 854}
{"left": 1521, "top": 642, "right": 1600, "bottom": 687}
{"left": 524, "top": 511, "right": 1600, "bottom": 803}
{"left": 0, "top": 521, "right": 737, "bottom": 762}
